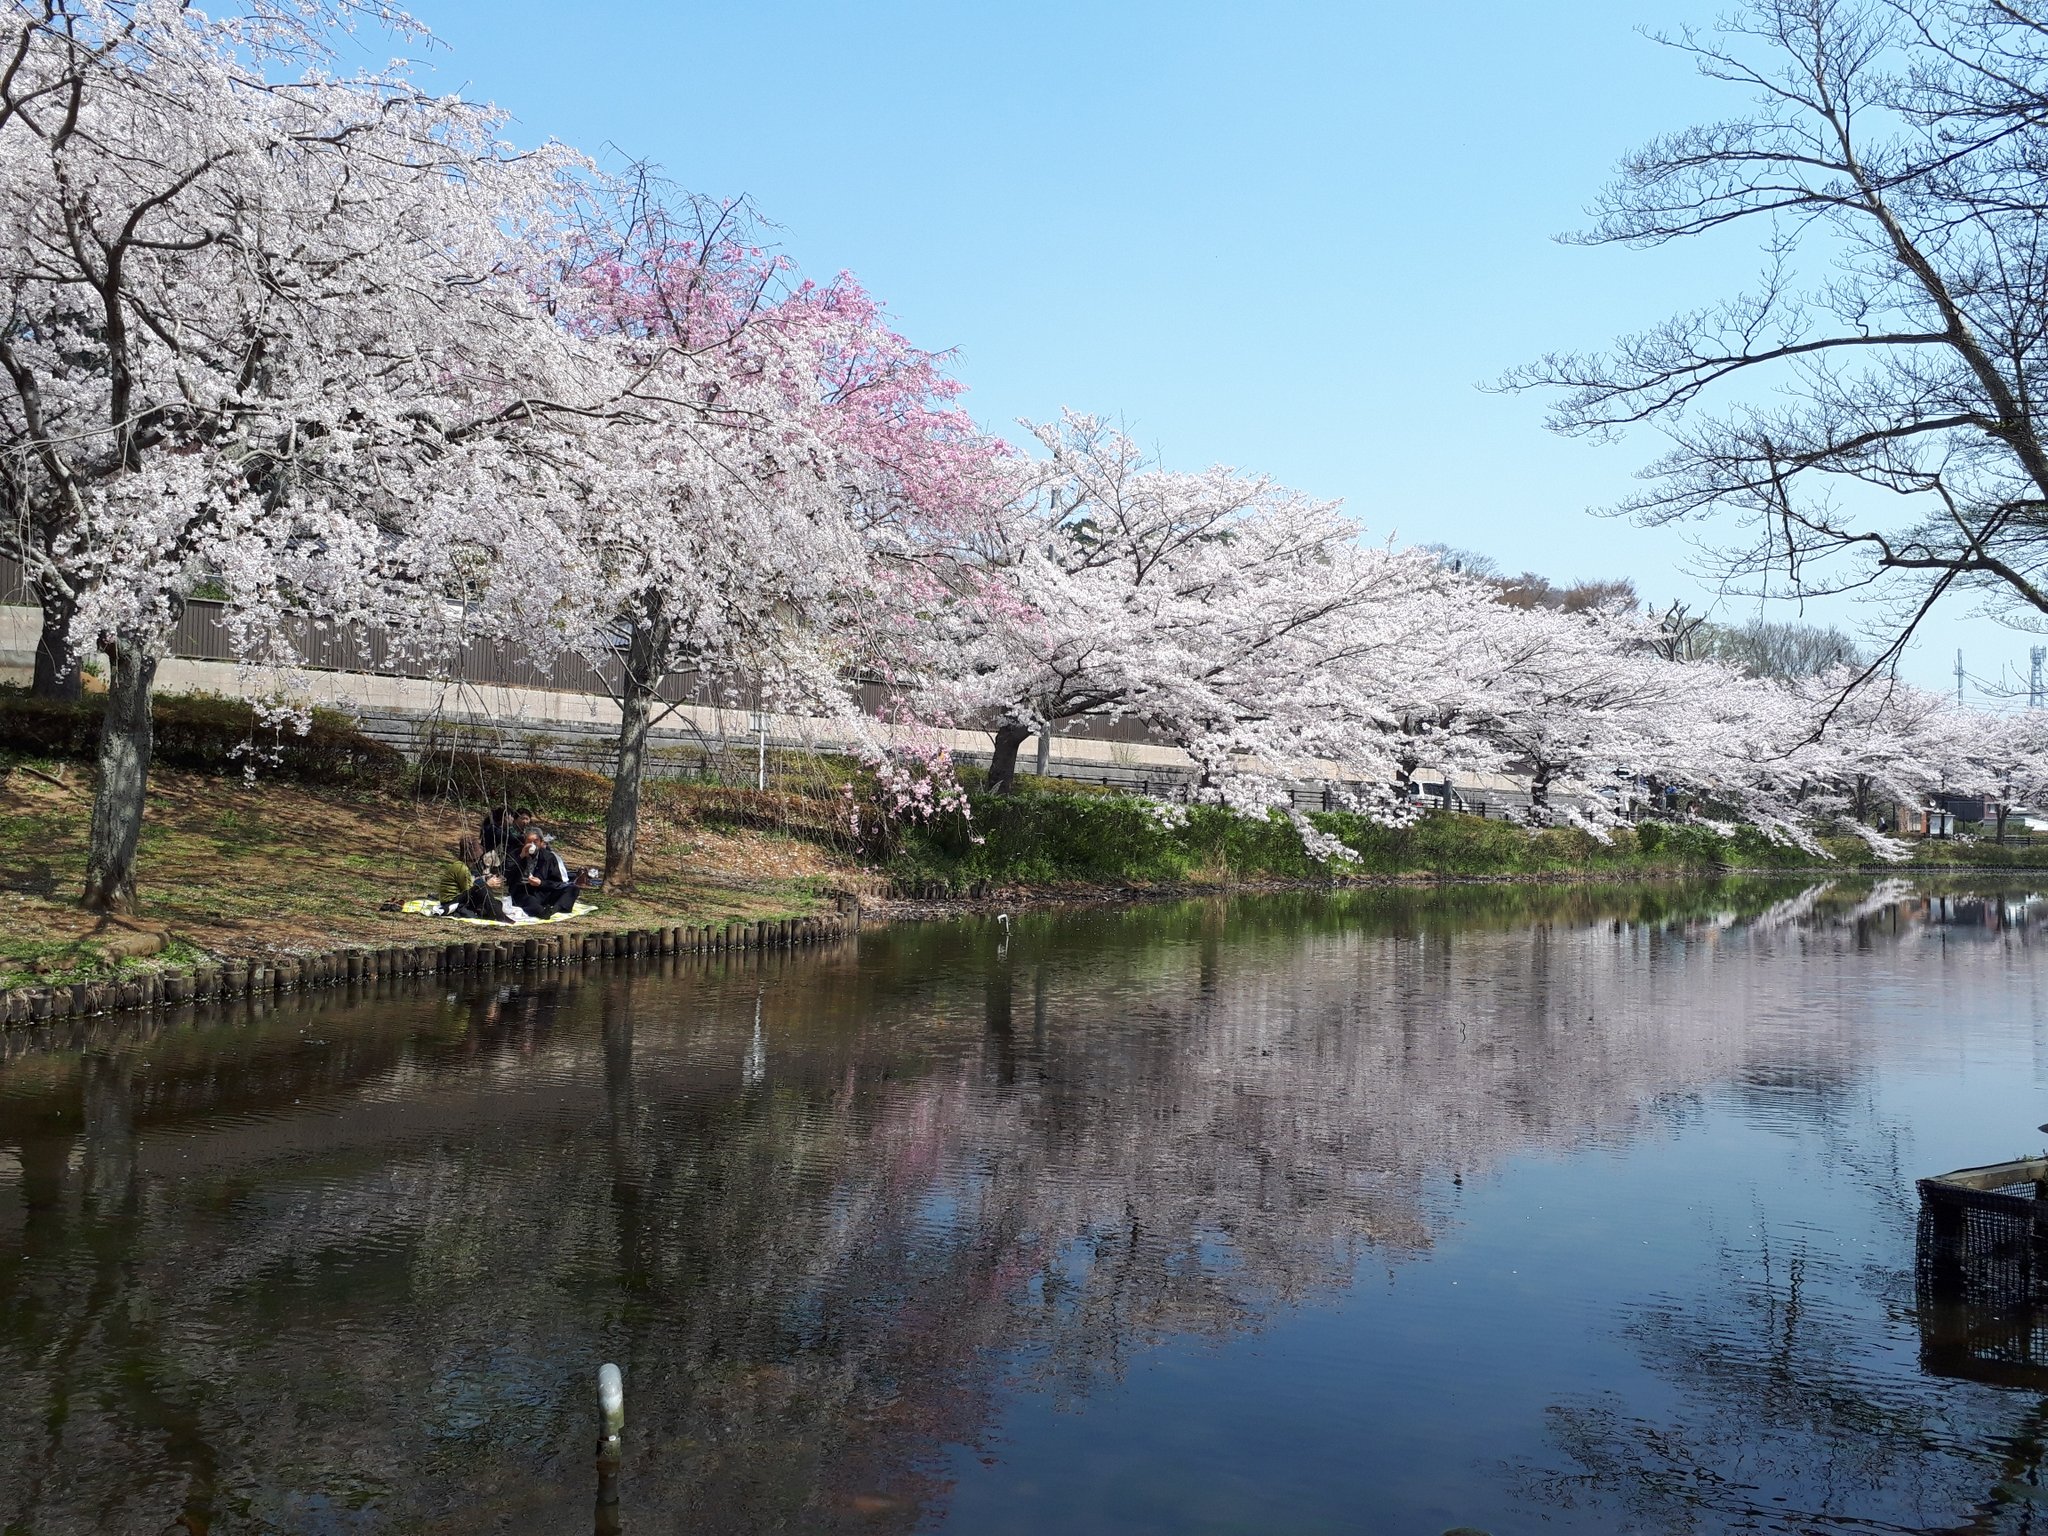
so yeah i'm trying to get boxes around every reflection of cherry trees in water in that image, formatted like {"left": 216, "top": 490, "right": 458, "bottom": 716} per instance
{"left": 0, "top": 879, "right": 2043, "bottom": 1533}
{"left": 1520, "top": 888, "right": 2048, "bottom": 1534}
{"left": 1528, "top": 1230, "right": 2048, "bottom": 1534}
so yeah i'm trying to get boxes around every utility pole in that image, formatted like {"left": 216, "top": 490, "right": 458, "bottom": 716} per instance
{"left": 1956, "top": 648, "right": 1966, "bottom": 706}
{"left": 2031, "top": 645, "right": 2045, "bottom": 709}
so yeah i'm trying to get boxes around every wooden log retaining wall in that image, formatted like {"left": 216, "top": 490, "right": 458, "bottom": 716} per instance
{"left": 0, "top": 910, "right": 860, "bottom": 1030}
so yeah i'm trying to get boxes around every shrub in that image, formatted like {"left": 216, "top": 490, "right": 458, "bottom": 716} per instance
{"left": 0, "top": 688, "right": 402, "bottom": 787}
{"left": 655, "top": 781, "right": 851, "bottom": 843}
{"left": 886, "top": 793, "right": 1852, "bottom": 891}
{"left": 891, "top": 793, "right": 1334, "bottom": 892}
{"left": 410, "top": 749, "right": 612, "bottom": 821}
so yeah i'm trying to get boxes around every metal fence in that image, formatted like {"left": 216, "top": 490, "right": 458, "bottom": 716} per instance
{"left": 363, "top": 708, "right": 1240, "bottom": 800}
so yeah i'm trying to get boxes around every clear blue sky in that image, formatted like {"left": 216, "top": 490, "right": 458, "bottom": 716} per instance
{"left": 393, "top": 0, "right": 2037, "bottom": 700}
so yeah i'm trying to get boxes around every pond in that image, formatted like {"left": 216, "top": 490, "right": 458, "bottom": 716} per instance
{"left": 2, "top": 877, "right": 2046, "bottom": 1535}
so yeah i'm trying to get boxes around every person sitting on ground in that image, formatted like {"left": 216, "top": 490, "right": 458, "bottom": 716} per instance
{"left": 511, "top": 828, "right": 579, "bottom": 917}
{"left": 479, "top": 806, "right": 534, "bottom": 867}
{"left": 447, "top": 870, "right": 519, "bottom": 923}
{"left": 436, "top": 859, "right": 474, "bottom": 905}
{"left": 478, "top": 806, "right": 509, "bottom": 858}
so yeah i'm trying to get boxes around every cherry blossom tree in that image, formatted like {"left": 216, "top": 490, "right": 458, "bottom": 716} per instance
{"left": 524, "top": 181, "right": 997, "bottom": 885}
{"left": 1452, "top": 602, "right": 1679, "bottom": 828}
{"left": 1977, "top": 710, "right": 2048, "bottom": 842}
{"left": 910, "top": 413, "right": 1460, "bottom": 812}
{"left": 0, "top": 0, "right": 590, "bottom": 911}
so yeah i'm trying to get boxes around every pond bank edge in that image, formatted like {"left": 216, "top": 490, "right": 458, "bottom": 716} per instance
{"left": 0, "top": 910, "right": 860, "bottom": 1031}
{"left": 870, "top": 863, "right": 2048, "bottom": 921}
{"left": 11, "top": 862, "right": 2043, "bottom": 1031}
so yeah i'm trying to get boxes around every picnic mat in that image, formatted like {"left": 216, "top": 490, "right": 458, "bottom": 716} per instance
{"left": 399, "top": 899, "right": 597, "bottom": 926}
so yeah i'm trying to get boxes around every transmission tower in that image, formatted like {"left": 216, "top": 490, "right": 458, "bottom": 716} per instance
{"left": 2032, "top": 645, "right": 2045, "bottom": 709}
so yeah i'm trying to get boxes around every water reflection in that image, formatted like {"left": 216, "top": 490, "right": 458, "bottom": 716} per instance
{"left": 0, "top": 877, "right": 2043, "bottom": 1534}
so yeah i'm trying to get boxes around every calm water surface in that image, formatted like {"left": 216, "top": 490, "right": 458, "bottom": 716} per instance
{"left": 3, "top": 879, "right": 2047, "bottom": 1535}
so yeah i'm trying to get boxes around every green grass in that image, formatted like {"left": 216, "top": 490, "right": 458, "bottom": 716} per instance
{"left": 8, "top": 684, "right": 2039, "bottom": 983}
{"left": 0, "top": 753, "right": 864, "bottom": 990}
{"left": 884, "top": 783, "right": 2048, "bottom": 895}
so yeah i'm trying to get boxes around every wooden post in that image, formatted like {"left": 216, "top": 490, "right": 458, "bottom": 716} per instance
{"left": 596, "top": 1360, "right": 624, "bottom": 1527}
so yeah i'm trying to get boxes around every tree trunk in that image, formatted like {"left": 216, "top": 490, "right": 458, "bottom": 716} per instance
{"left": 31, "top": 585, "right": 81, "bottom": 701}
{"left": 82, "top": 633, "right": 160, "bottom": 915}
{"left": 604, "top": 617, "right": 667, "bottom": 888}
{"left": 1529, "top": 763, "right": 1553, "bottom": 823}
{"left": 1394, "top": 751, "right": 1420, "bottom": 802}
{"left": 986, "top": 721, "right": 1033, "bottom": 795}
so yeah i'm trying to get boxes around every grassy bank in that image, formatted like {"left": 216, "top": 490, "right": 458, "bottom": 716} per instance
{"left": 0, "top": 750, "right": 867, "bottom": 991}
{"left": 883, "top": 777, "right": 2046, "bottom": 895}
{"left": 4, "top": 689, "right": 2040, "bottom": 989}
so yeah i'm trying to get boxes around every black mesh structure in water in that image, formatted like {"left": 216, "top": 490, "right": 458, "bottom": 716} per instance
{"left": 1917, "top": 1166, "right": 2048, "bottom": 1314}
{"left": 1918, "top": 1294, "right": 2048, "bottom": 1389}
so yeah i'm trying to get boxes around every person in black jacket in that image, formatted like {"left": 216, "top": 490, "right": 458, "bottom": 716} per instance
{"left": 479, "top": 806, "right": 534, "bottom": 866}
{"left": 511, "top": 829, "right": 578, "bottom": 917}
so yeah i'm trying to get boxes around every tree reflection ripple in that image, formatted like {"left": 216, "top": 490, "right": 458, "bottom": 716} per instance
{"left": 0, "top": 877, "right": 2043, "bottom": 1534}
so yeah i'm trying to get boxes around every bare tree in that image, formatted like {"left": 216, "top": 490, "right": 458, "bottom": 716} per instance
{"left": 1706, "top": 615, "right": 1863, "bottom": 677}
{"left": 1418, "top": 543, "right": 1502, "bottom": 579}
{"left": 1651, "top": 600, "right": 1718, "bottom": 661}
{"left": 1496, "top": 573, "right": 1641, "bottom": 613}
{"left": 1504, "top": 0, "right": 2048, "bottom": 676}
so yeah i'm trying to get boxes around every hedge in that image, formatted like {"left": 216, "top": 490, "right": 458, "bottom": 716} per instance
{"left": 410, "top": 747, "right": 613, "bottom": 819}
{"left": 0, "top": 688, "right": 403, "bottom": 787}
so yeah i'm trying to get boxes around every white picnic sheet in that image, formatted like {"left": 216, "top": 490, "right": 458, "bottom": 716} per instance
{"left": 399, "top": 898, "right": 597, "bottom": 927}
